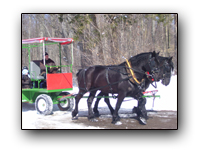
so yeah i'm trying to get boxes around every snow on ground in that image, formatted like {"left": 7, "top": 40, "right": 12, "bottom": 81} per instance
{"left": 22, "top": 75, "right": 177, "bottom": 129}
{"left": 22, "top": 104, "right": 103, "bottom": 129}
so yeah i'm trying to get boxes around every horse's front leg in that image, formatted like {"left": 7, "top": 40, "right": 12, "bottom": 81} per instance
{"left": 137, "top": 96, "right": 147, "bottom": 125}
{"left": 87, "top": 91, "right": 98, "bottom": 122}
{"left": 111, "top": 91, "right": 126, "bottom": 125}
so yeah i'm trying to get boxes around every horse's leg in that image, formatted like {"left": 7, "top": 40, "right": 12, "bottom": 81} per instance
{"left": 137, "top": 96, "right": 147, "bottom": 125}
{"left": 72, "top": 90, "right": 85, "bottom": 120}
{"left": 104, "top": 95, "right": 114, "bottom": 115}
{"left": 87, "top": 91, "right": 98, "bottom": 122}
{"left": 132, "top": 106, "right": 138, "bottom": 114}
{"left": 93, "top": 92, "right": 103, "bottom": 117}
{"left": 111, "top": 91, "right": 126, "bottom": 125}
{"left": 93, "top": 92, "right": 114, "bottom": 117}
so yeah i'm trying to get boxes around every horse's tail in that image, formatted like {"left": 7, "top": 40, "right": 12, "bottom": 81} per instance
{"left": 76, "top": 67, "right": 95, "bottom": 92}
{"left": 76, "top": 68, "right": 87, "bottom": 90}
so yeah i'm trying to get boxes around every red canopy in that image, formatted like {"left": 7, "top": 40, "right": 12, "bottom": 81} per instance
{"left": 22, "top": 37, "right": 74, "bottom": 45}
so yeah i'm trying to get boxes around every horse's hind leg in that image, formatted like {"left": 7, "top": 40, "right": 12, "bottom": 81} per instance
{"left": 93, "top": 92, "right": 102, "bottom": 117}
{"left": 87, "top": 91, "right": 98, "bottom": 122}
{"left": 72, "top": 91, "right": 85, "bottom": 120}
{"left": 112, "top": 91, "right": 126, "bottom": 125}
{"left": 93, "top": 92, "right": 114, "bottom": 117}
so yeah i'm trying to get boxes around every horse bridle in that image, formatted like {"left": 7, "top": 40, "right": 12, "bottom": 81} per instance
{"left": 145, "top": 57, "right": 160, "bottom": 88}
{"left": 161, "top": 60, "right": 173, "bottom": 82}
{"left": 145, "top": 57, "right": 160, "bottom": 81}
{"left": 148, "top": 58, "right": 173, "bottom": 87}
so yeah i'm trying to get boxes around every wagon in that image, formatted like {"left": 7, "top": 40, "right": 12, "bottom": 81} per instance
{"left": 22, "top": 37, "right": 75, "bottom": 115}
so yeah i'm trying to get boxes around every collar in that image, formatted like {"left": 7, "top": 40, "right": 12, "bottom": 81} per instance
{"left": 125, "top": 59, "right": 142, "bottom": 85}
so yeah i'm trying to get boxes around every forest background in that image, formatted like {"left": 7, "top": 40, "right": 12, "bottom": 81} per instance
{"left": 22, "top": 14, "right": 177, "bottom": 77}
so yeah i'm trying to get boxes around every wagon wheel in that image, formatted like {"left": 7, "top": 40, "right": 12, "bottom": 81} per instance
{"left": 57, "top": 92, "right": 74, "bottom": 111}
{"left": 35, "top": 94, "right": 53, "bottom": 115}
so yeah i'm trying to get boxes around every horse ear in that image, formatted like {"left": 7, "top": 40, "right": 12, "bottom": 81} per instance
{"left": 157, "top": 51, "right": 160, "bottom": 55}
{"left": 149, "top": 51, "right": 156, "bottom": 61}
{"left": 168, "top": 57, "right": 173, "bottom": 62}
{"left": 168, "top": 57, "right": 174, "bottom": 71}
{"left": 151, "top": 51, "right": 156, "bottom": 57}
{"left": 150, "top": 51, "right": 160, "bottom": 62}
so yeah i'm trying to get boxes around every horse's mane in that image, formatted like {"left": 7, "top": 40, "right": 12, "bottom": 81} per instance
{"left": 119, "top": 52, "right": 152, "bottom": 66}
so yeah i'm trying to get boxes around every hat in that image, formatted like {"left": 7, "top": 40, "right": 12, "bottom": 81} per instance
{"left": 45, "top": 52, "right": 48, "bottom": 56}
{"left": 23, "top": 66, "right": 28, "bottom": 70}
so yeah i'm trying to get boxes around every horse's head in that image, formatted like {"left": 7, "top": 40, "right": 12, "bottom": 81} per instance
{"left": 146, "top": 51, "right": 160, "bottom": 81}
{"left": 128, "top": 51, "right": 160, "bottom": 82}
{"left": 159, "top": 57, "right": 174, "bottom": 86}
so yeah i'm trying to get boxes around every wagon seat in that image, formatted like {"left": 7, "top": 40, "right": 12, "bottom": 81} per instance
{"left": 30, "top": 60, "right": 45, "bottom": 88}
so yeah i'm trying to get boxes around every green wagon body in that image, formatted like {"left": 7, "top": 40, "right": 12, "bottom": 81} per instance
{"left": 22, "top": 88, "right": 72, "bottom": 104}
{"left": 22, "top": 37, "right": 75, "bottom": 115}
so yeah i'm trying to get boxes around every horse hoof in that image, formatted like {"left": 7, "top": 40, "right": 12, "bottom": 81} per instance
{"left": 132, "top": 107, "right": 138, "bottom": 113}
{"left": 115, "top": 121, "right": 122, "bottom": 125}
{"left": 94, "top": 113, "right": 100, "bottom": 118}
{"left": 89, "top": 118, "right": 98, "bottom": 122}
{"left": 72, "top": 116, "right": 78, "bottom": 120}
{"left": 139, "top": 117, "right": 147, "bottom": 125}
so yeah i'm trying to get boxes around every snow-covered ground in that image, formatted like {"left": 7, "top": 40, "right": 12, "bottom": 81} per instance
{"left": 22, "top": 75, "right": 177, "bottom": 129}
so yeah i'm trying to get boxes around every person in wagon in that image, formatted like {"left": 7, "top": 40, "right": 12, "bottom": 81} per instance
{"left": 39, "top": 52, "right": 56, "bottom": 88}
{"left": 40, "top": 52, "right": 56, "bottom": 75}
{"left": 22, "top": 66, "right": 30, "bottom": 78}
{"left": 22, "top": 66, "right": 32, "bottom": 88}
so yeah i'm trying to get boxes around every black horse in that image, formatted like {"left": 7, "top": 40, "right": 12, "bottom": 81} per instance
{"left": 72, "top": 51, "right": 161, "bottom": 125}
{"left": 93, "top": 56, "right": 174, "bottom": 119}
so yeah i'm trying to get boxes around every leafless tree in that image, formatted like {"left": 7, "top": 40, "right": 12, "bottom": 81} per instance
{"left": 22, "top": 14, "right": 177, "bottom": 74}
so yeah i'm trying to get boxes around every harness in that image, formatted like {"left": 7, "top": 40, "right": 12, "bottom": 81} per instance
{"left": 124, "top": 59, "right": 144, "bottom": 85}
{"left": 78, "top": 57, "right": 158, "bottom": 96}
{"left": 124, "top": 58, "right": 159, "bottom": 90}
{"left": 125, "top": 59, "right": 141, "bottom": 84}
{"left": 105, "top": 68, "right": 114, "bottom": 95}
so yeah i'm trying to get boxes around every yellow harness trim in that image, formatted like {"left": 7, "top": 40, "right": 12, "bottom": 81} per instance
{"left": 125, "top": 59, "right": 141, "bottom": 84}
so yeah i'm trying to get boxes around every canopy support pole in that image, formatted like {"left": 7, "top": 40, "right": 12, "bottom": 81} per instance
{"left": 43, "top": 40, "right": 45, "bottom": 66}
{"left": 71, "top": 42, "right": 73, "bottom": 73}
{"left": 59, "top": 44, "right": 62, "bottom": 73}
{"left": 43, "top": 40, "right": 46, "bottom": 79}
